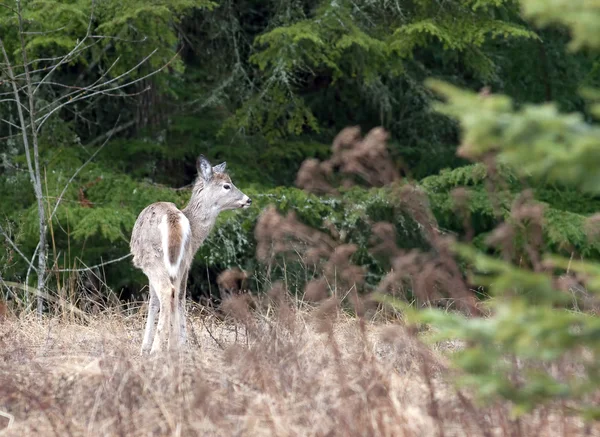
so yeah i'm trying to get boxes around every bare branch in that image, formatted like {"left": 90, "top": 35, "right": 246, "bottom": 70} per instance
{"left": 48, "top": 115, "right": 124, "bottom": 221}
{"left": 0, "top": 223, "right": 37, "bottom": 273}
{"left": 1, "top": 0, "right": 176, "bottom": 309}
{"left": 0, "top": 133, "right": 21, "bottom": 141}
{"left": 34, "top": 53, "right": 130, "bottom": 124}
{"left": 10, "top": 33, "right": 145, "bottom": 77}
{"left": 32, "top": 0, "right": 96, "bottom": 96}
{"left": 51, "top": 253, "right": 133, "bottom": 273}
{"left": 26, "top": 241, "right": 40, "bottom": 285}
{"left": 22, "top": 114, "right": 126, "bottom": 285}
{"left": 93, "top": 86, "right": 151, "bottom": 98}
{"left": 22, "top": 26, "right": 68, "bottom": 35}
{"left": 35, "top": 48, "right": 182, "bottom": 133}
{"left": 40, "top": 54, "right": 123, "bottom": 112}
{"left": 7, "top": 36, "right": 175, "bottom": 137}
{"left": 86, "top": 118, "right": 135, "bottom": 147}
{"left": 9, "top": 38, "right": 107, "bottom": 73}
{"left": 0, "top": 2, "right": 17, "bottom": 14}
{"left": 73, "top": 40, "right": 115, "bottom": 87}
{"left": 34, "top": 49, "right": 125, "bottom": 117}
{"left": 30, "top": 81, "right": 90, "bottom": 91}
{"left": 0, "top": 99, "right": 30, "bottom": 112}
{"left": 0, "top": 118, "right": 23, "bottom": 130}
{"left": 89, "top": 34, "right": 149, "bottom": 43}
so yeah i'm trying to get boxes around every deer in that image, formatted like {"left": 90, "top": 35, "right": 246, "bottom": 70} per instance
{"left": 130, "top": 155, "right": 252, "bottom": 355}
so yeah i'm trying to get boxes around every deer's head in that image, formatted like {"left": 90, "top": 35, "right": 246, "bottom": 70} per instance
{"left": 195, "top": 155, "right": 252, "bottom": 213}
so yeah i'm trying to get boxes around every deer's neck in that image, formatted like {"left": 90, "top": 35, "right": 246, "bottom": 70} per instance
{"left": 182, "top": 191, "right": 219, "bottom": 252}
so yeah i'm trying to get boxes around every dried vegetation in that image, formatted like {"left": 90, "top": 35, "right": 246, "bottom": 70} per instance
{"left": 0, "top": 301, "right": 596, "bottom": 437}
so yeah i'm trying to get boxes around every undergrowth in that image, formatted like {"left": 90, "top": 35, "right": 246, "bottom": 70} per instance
{"left": 0, "top": 297, "right": 596, "bottom": 437}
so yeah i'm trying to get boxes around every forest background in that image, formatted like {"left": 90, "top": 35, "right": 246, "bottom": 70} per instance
{"left": 3, "top": 1, "right": 600, "bottom": 431}
{"left": 1, "top": 0, "right": 599, "bottom": 306}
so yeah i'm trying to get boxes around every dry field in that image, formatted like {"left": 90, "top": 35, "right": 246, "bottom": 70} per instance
{"left": 0, "top": 297, "right": 597, "bottom": 437}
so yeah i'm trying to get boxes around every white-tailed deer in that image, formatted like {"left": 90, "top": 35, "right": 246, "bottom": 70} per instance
{"left": 130, "top": 155, "right": 252, "bottom": 355}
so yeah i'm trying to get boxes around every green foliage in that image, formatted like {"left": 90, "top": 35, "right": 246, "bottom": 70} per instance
{"left": 1, "top": 0, "right": 213, "bottom": 82}
{"left": 251, "top": 4, "right": 397, "bottom": 81}
{"left": 221, "top": 83, "right": 322, "bottom": 143}
{"left": 421, "top": 163, "right": 517, "bottom": 191}
{"left": 421, "top": 164, "right": 600, "bottom": 258}
{"left": 71, "top": 208, "right": 136, "bottom": 243}
{"left": 228, "top": 0, "right": 534, "bottom": 143}
{"left": 3, "top": 0, "right": 598, "bottom": 196}
{"left": 429, "top": 81, "right": 600, "bottom": 194}
{"left": 95, "top": 0, "right": 216, "bottom": 80}
{"left": 417, "top": 299, "right": 600, "bottom": 417}
{"left": 4, "top": 138, "right": 600, "bottom": 305}
{"left": 392, "top": 16, "right": 535, "bottom": 81}
{"left": 117, "top": 110, "right": 332, "bottom": 187}
{"left": 0, "top": 140, "right": 426, "bottom": 298}
{"left": 520, "top": 0, "right": 600, "bottom": 50}
{"left": 412, "top": 244, "right": 600, "bottom": 418}
{"left": 384, "top": 3, "right": 600, "bottom": 419}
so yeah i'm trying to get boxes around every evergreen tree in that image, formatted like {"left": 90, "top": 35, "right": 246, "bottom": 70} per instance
{"left": 383, "top": 0, "right": 600, "bottom": 419}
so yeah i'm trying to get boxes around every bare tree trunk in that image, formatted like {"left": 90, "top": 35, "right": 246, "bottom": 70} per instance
{"left": 0, "top": 35, "right": 47, "bottom": 315}
{"left": 17, "top": 0, "right": 47, "bottom": 315}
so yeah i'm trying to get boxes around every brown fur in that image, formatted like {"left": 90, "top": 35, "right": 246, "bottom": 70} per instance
{"left": 213, "top": 172, "right": 231, "bottom": 184}
{"left": 166, "top": 210, "right": 182, "bottom": 266}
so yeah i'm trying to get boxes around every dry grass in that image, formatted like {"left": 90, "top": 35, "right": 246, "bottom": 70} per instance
{"left": 0, "top": 297, "right": 597, "bottom": 437}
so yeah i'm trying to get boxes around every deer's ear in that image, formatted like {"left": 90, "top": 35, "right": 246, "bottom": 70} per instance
{"left": 213, "top": 162, "right": 226, "bottom": 173}
{"left": 197, "top": 155, "right": 213, "bottom": 181}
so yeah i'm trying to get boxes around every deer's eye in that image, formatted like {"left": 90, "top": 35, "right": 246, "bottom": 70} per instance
{"left": 223, "top": 184, "right": 231, "bottom": 190}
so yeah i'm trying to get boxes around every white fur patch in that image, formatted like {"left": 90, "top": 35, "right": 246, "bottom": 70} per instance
{"left": 159, "top": 212, "right": 191, "bottom": 280}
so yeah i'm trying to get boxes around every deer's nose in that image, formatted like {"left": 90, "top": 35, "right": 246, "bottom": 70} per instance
{"left": 240, "top": 195, "right": 252, "bottom": 208}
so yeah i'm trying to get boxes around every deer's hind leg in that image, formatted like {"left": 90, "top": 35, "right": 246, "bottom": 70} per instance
{"left": 171, "top": 279, "right": 182, "bottom": 349}
{"left": 151, "top": 279, "right": 180, "bottom": 354}
{"left": 178, "top": 268, "right": 190, "bottom": 346}
{"left": 141, "top": 283, "right": 159, "bottom": 356}
{"left": 151, "top": 279, "right": 171, "bottom": 353}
